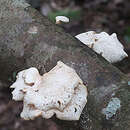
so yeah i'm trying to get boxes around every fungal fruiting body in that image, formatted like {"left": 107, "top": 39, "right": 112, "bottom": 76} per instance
{"left": 55, "top": 16, "right": 69, "bottom": 24}
{"left": 75, "top": 31, "right": 128, "bottom": 63}
{"left": 10, "top": 61, "right": 87, "bottom": 121}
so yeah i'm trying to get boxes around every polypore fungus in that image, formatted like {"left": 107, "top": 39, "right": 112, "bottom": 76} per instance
{"left": 75, "top": 31, "right": 128, "bottom": 63}
{"left": 10, "top": 61, "right": 87, "bottom": 121}
{"left": 55, "top": 16, "right": 69, "bottom": 24}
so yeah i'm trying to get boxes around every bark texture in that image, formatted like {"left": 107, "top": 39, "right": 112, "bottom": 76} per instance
{"left": 0, "top": 0, "right": 130, "bottom": 130}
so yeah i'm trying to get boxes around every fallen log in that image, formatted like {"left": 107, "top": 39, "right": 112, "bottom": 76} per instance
{"left": 0, "top": 0, "right": 130, "bottom": 130}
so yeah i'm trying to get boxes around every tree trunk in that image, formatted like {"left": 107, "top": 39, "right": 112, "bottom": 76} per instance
{"left": 0, "top": 0, "right": 130, "bottom": 130}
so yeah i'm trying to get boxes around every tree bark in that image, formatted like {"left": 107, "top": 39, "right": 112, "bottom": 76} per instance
{"left": 0, "top": 0, "right": 130, "bottom": 130}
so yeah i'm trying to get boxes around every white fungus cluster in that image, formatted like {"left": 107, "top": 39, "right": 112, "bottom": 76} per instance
{"left": 75, "top": 31, "right": 128, "bottom": 63}
{"left": 10, "top": 61, "right": 87, "bottom": 121}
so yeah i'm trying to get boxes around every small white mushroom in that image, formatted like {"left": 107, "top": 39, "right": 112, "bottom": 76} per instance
{"left": 55, "top": 16, "right": 69, "bottom": 24}
{"left": 10, "top": 61, "right": 87, "bottom": 121}
{"left": 75, "top": 31, "right": 128, "bottom": 63}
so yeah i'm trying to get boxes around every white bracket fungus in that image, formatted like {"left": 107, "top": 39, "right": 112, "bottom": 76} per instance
{"left": 55, "top": 16, "right": 69, "bottom": 24}
{"left": 10, "top": 61, "right": 87, "bottom": 121}
{"left": 75, "top": 31, "right": 128, "bottom": 63}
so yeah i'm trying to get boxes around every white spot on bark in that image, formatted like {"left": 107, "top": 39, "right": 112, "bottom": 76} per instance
{"left": 12, "top": 0, "right": 30, "bottom": 8}
{"left": 28, "top": 26, "right": 38, "bottom": 34}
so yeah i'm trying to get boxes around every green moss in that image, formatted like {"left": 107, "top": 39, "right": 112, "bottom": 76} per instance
{"left": 124, "top": 26, "right": 130, "bottom": 43}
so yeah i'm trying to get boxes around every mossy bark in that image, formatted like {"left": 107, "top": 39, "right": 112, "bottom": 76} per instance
{"left": 0, "top": 0, "right": 130, "bottom": 129}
